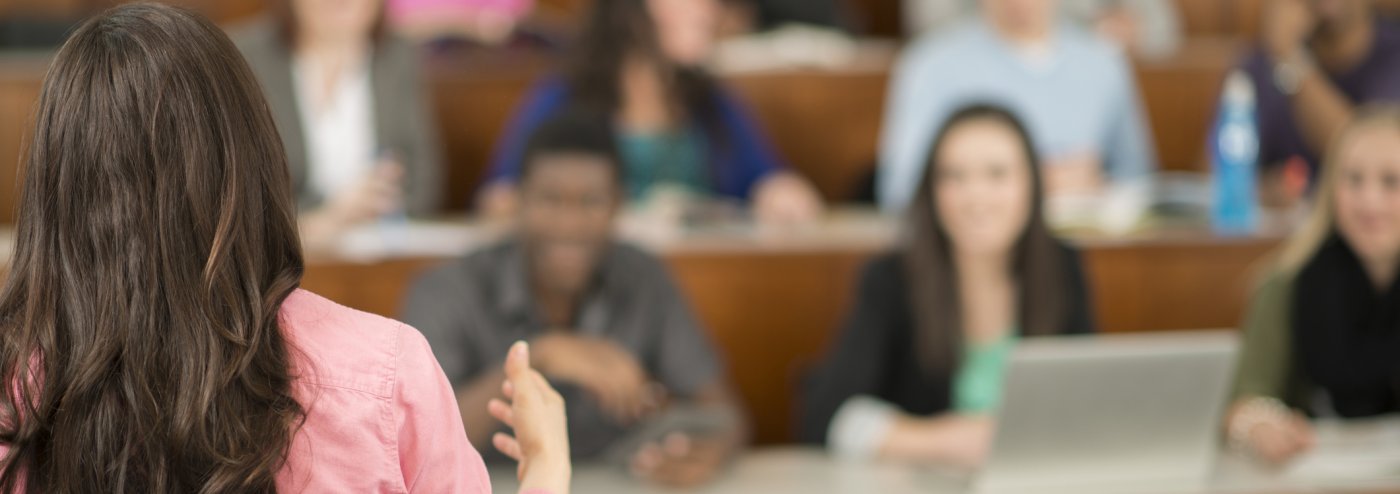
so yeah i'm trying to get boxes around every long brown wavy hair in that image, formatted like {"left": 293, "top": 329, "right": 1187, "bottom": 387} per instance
{"left": 0, "top": 4, "right": 306, "bottom": 492}
{"left": 903, "top": 104, "right": 1071, "bottom": 374}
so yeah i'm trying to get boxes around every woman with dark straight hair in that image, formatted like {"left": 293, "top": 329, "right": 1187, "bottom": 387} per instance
{"left": 800, "top": 104, "right": 1096, "bottom": 467}
{"left": 0, "top": 4, "right": 568, "bottom": 493}
{"left": 477, "top": 0, "right": 822, "bottom": 224}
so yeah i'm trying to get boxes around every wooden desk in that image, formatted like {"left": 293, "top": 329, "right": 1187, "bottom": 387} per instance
{"left": 294, "top": 213, "right": 1280, "bottom": 444}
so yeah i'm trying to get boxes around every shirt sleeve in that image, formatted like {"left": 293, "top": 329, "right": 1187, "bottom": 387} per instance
{"left": 716, "top": 87, "right": 787, "bottom": 200}
{"left": 799, "top": 256, "right": 902, "bottom": 444}
{"left": 1102, "top": 52, "right": 1158, "bottom": 181}
{"left": 400, "top": 266, "right": 480, "bottom": 388}
{"left": 393, "top": 324, "right": 493, "bottom": 494}
{"left": 826, "top": 395, "right": 900, "bottom": 460}
{"left": 649, "top": 265, "right": 725, "bottom": 398}
{"left": 400, "top": 47, "right": 445, "bottom": 218}
{"left": 877, "top": 36, "right": 951, "bottom": 212}
{"left": 1231, "top": 272, "right": 1297, "bottom": 403}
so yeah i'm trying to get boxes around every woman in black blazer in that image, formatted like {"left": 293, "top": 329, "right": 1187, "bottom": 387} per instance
{"left": 801, "top": 104, "right": 1096, "bottom": 467}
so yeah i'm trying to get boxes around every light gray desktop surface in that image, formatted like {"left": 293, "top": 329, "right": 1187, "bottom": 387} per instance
{"left": 489, "top": 417, "right": 1400, "bottom": 494}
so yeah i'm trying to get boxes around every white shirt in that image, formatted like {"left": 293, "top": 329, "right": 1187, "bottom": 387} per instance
{"left": 292, "top": 56, "right": 378, "bottom": 202}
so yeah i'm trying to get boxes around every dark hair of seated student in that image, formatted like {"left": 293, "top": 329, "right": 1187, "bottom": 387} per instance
{"left": 799, "top": 104, "right": 1097, "bottom": 446}
{"left": 564, "top": 0, "right": 724, "bottom": 138}
{"left": 519, "top": 110, "right": 624, "bottom": 185}
{"left": 902, "top": 104, "right": 1088, "bottom": 371}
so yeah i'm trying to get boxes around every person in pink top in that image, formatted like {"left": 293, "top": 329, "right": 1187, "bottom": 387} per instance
{"left": 387, "top": 0, "right": 535, "bottom": 43}
{"left": 0, "top": 4, "right": 569, "bottom": 493}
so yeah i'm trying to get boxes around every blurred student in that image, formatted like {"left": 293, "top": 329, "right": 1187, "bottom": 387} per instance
{"left": 405, "top": 112, "right": 747, "bottom": 488}
{"left": 1236, "top": 0, "right": 1400, "bottom": 209}
{"left": 233, "top": 0, "right": 443, "bottom": 251}
{"left": 905, "top": 0, "right": 1182, "bottom": 58}
{"left": 878, "top": 0, "right": 1156, "bottom": 211}
{"left": 725, "top": 0, "right": 852, "bottom": 33}
{"left": 1227, "top": 106, "right": 1400, "bottom": 466}
{"left": 0, "top": 5, "right": 568, "bottom": 493}
{"left": 478, "top": 0, "right": 822, "bottom": 225}
{"left": 802, "top": 105, "right": 1096, "bottom": 467}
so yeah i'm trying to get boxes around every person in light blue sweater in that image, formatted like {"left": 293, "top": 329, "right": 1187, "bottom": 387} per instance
{"left": 877, "top": 0, "right": 1157, "bottom": 212}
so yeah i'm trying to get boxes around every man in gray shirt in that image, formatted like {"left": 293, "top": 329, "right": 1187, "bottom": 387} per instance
{"left": 401, "top": 111, "right": 745, "bottom": 488}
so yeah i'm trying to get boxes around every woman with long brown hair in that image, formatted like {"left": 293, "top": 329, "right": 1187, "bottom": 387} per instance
{"left": 0, "top": 4, "right": 567, "bottom": 492}
{"left": 800, "top": 104, "right": 1096, "bottom": 468}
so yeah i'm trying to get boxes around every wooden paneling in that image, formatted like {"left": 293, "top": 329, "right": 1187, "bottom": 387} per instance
{"left": 1080, "top": 236, "right": 1276, "bottom": 333}
{"left": 0, "top": 0, "right": 266, "bottom": 24}
{"left": 0, "top": 59, "right": 43, "bottom": 224}
{"left": 1232, "top": 0, "right": 1266, "bottom": 41}
{"left": 727, "top": 67, "right": 888, "bottom": 202}
{"left": 0, "top": 34, "right": 1243, "bottom": 210}
{"left": 845, "top": 0, "right": 903, "bottom": 37}
{"left": 1134, "top": 37, "right": 1244, "bottom": 172}
{"left": 295, "top": 230, "right": 1279, "bottom": 444}
{"left": 665, "top": 249, "right": 870, "bottom": 444}
{"left": 1177, "top": 0, "right": 1238, "bottom": 36}
{"left": 429, "top": 64, "right": 541, "bottom": 211}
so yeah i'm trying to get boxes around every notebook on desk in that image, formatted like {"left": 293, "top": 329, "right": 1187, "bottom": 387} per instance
{"left": 970, "top": 331, "right": 1239, "bottom": 494}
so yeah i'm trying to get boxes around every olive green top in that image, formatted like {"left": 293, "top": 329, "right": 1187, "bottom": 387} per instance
{"left": 1231, "top": 270, "right": 1313, "bottom": 409}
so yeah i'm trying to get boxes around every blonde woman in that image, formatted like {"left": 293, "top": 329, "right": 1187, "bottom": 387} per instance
{"left": 1227, "top": 105, "right": 1400, "bottom": 465}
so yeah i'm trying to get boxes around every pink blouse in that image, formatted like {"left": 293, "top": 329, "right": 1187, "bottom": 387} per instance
{"left": 0, "top": 289, "right": 498, "bottom": 493}
{"left": 277, "top": 289, "right": 493, "bottom": 493}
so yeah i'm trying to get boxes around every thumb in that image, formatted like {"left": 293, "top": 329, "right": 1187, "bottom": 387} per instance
{"left": 504, "top": 340, "right": 531, "bottom": 380}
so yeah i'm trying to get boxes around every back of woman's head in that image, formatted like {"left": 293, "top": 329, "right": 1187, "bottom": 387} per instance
{"left": 0, "top": 4, "right": 304, "bottom": 492}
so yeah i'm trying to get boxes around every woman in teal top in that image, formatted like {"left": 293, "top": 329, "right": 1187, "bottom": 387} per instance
{"left": 954, "top": 331, "right": 1019, "bottom": 413}
{"left": 479, "top": 0, "right": 823, "bottom": 222}
{"left": 618, "top": 127, "right": 709, "bottom": 201}
{"left": 800, "top": 105, "right": 1096, "bottom": 468}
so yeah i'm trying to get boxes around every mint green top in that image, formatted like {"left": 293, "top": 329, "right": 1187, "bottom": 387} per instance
{"left": 953, "top": 330, "right": 1019, "bottom": 413}
{"left": 617, "top": 127, "right": 709, "bottom": 201}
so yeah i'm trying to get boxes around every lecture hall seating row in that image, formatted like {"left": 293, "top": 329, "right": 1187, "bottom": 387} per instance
{"left": 9, "top": 0, "right": 1400, "bottom": 39}
{"left": 294, "top": 226, "right": 1281, "bottom": 444}
{"left": 0, "top": 35, "right": 1245, "bottom": 220}
{"left": 0, "top": 0, "right": 1329, "bottom": 444}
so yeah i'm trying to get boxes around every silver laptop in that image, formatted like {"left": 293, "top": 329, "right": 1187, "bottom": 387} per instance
{"left": 973, "top": 331, "right": 1239, "bottom": 493}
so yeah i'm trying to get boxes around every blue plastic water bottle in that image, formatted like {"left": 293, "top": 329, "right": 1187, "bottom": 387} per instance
{"left": 1211, "top": 70, "right": 1260, "bottom": 235}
